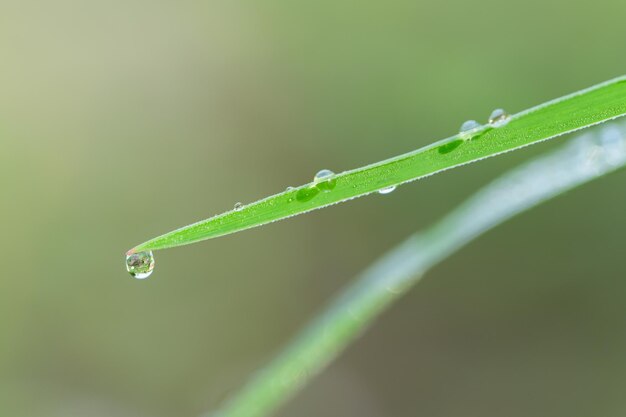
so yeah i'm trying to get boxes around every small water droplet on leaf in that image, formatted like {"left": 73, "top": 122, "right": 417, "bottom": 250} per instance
{"left": 378, "top": 185, "right": 396, "bottom": 195}
{"left": 313, "top": 169, "right": 337, "bottom": 191}
{"left": 459, "top": 120, "right": 482, "bottom": 140}
{"left": 488, "top": 108, "right": 510, "bottom": 127}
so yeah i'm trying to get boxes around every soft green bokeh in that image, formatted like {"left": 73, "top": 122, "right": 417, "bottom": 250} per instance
{"left": 1, "top": 1, "right": 626, "bottom": 416}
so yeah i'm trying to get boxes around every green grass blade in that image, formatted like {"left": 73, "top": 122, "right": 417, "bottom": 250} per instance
{"left": 204, "top": 120, "right": 626, "bottom": 417}
{"left": 131, "top": 76, "right": 626, "bottom": 252}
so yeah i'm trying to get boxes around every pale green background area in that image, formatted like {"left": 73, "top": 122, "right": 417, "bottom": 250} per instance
{"left": 1, "top": 1, "right": 626, "bottom": 416}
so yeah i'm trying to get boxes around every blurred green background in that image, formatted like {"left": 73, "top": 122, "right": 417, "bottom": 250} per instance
{"left": 2, "top": 1, "right": 626, "bottom": 416}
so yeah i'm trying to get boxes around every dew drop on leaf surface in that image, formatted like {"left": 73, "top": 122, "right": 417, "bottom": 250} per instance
{"left": 459, "top": 120, "right": 482, "bottom": 140}
{"left": 313, "top": 169, "right": 337, "bottom": 192}
{"left": 488, "top": 108, "right": 511, "bottom": 127}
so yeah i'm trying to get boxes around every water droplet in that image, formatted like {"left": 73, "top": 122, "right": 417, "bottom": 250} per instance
{"left": 488, "top": 108, "right": 510, "bottom": 127}
{"left": 126, "top": 251, "right": 155, "bottom": 279}
{"left": 459, "top": 120, "right": 482, "bottom": 140}
{"left": 378, "top": 185, "right": 396, "bottom": 194}
{"left": 313, "top": 169, "right": 337, "bottom": 191}
{"left": 234, "top": 202, "right": 244, "bottom": 211}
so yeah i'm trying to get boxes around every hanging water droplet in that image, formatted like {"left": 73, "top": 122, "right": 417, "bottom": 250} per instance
{"left": 378, "top": 185, "right": 396, "bottom": 195}
{"left": 126, "top": 251, "right": 155, "bottom": 279}
{"left": 234, "top": 202, "right": 244, "bottom": 211}
{"left": 488, "top": 108, "right": 510, "bottom": 127}
{"left": 313, "top": 169, "right": 337, "bottom": 191}
{"left": 459, "top": 120, "right": 482, "bottom": 140}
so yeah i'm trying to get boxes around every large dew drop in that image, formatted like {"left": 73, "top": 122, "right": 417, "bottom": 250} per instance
{"left": 459, "top": 120, "right": 482, "bottom": 140}
{"left": 126, "top": 251, "right": 155, "bottom": 279}
{"left": 313, "top": 169, "right": 337, "bottom": 191}
{"left": 488, "top": 108, "right": 511, "bottom": 127}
